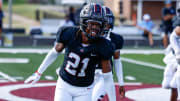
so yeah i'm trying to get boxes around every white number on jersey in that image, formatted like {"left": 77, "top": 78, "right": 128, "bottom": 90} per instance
{"left": 65, "top": 52, "right": 90, "bottom": 77}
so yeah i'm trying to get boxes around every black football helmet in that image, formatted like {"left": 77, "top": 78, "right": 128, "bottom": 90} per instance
{"left": 80, "top": 3, "right": 105, "bottom": 40}
{"left": 102, "top": 6, "right": 114, "bottom": 35}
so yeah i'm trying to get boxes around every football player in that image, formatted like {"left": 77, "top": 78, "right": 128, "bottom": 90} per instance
{"left": 92, "top": 6, "right": 125, "bottom": 101}
{"left": 162, "top": 45, "right": 178, "bottom": 101}
{"left": 168, "top": 3, "right": 180, "bottom": 100}
{"left": 24, "top": 3, "right": 116, "bottom": 101}
{"left": 170, "top": 25, "right": 180, "bottom": 101}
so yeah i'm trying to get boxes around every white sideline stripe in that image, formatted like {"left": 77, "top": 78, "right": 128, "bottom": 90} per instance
{"left": 0, "top": 80, "right": 9, "bottom": 83}
{"left": 0, "top": 48, "right": 50, "bottom": 54}
{"left": 0, "top": 72, "right": 17, "bottom": 82}
{"left": 0, "top": 48, "right": 164, "bottom": 54}
{"left": 121, "top": 57, "right": 165, "bottom": 70}
{"left": 0, "top": 76, "right": 24, "bottom": 80}
{"left": 121, "top": 49, "right": 164, "bottom": 54}
{"left": 115, "top": 82, "right": 142, "bottom": 86}
{"left": 0, "top": 58, "right": 29, "bottom": 63}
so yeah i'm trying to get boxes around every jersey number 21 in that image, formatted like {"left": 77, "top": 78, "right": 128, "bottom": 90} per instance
{"left": 65, "top": 52, "right": 90, "bottom": 77}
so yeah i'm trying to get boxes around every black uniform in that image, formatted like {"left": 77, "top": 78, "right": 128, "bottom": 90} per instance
{"left": 110, "top": 32, "right": 124, "bottom": 51}
{"left": 161, "top": 6, "right": 176, "bottom": 34}
{"left": 56, "top": 26, "right": 115, "bottom": 87}
{"left": 96, "top": 32, "right": 124, "bottom": 69}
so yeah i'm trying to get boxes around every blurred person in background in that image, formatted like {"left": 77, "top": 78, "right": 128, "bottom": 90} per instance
{"left": 74, "top": 2, "right": 87, "bottom": 26}
{"left": 136, "top": 14, "right": 154, "bottom": 47}
{"left": 161, "top": 0, "right": 176, "bottom": 48}
{"left": 68, "top": 6, "right": 76, "bottom": 25}
{"left": 58, "top": 14, "right": 74, "bottom": 28}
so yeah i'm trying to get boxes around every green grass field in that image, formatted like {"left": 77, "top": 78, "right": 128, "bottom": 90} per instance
{"left": 0, "top": 50, "right": 165, "bottom": 85}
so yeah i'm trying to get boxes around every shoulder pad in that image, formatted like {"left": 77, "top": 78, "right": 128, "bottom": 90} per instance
{"left": 56, "top": 26, "right": 79, "bottom": 45}
{"left": 110, "top": 32, "right": 124, "bottom": 50}
{"left": 96, "top": 38, "right": 115, "bottom": 60}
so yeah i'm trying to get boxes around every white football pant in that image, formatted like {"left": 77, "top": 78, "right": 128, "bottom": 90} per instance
{"left": 54, "top": 76, "right": 94, "bottom": 101}
{"left": 162, "top": 63, "right": 177, "bottom": 89}
{"left": 162, "top": 51, "right": 177, "bottom": 89}
{"left": 176, "top": 65, "right": 180, "bottom": 100}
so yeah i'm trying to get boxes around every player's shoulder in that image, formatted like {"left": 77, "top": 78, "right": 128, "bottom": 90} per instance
{"left": 110, "top": 32, "right": 124, "bottom": 49}
{"left": 110, "top": 32, "right": 124, "bottom": 41}
{"left": 98, "top": 37, "right": 114, "bottom": 47}
{"left": 96, "top": 38, "right": 115, "bottom": 60}
{"left": 56, "top": 26, "right": 79, "bottom": 43}
{"left": 57, "top": 26, "right": 79, "bottom": 37}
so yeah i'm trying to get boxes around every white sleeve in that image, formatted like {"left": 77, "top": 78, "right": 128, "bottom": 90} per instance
{"left": 114, "top": 58, "right": 124, "bottom": 86}
{"left": 164, "top": 45, "right": 172, "bottom": 55}
{"left": 103, "top": 72, "right": 116, "bottom": 101}
{"left": 37, "top": 47, "right": 59, "bottom": 74}
{"left": 170, "top": 31, "right": 180, "bottom": 55}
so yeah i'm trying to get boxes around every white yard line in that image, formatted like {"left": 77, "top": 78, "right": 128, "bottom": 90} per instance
{"left": 0, "top": 80, "right": 9, "bottom": 83}
{"left": 0, "top": 48, "right": 164, "bottom": 54}
{"left": 0, "top": 71, "right": 17, "bottom": 82}
{"left": 0, "top": 76, "right": 24, "bottom": 80}
{"left": 115, "top": 82, "right": 142, "bottom": 86}
{"left": 0, "top": 58, "right": 29, "bottom": 63}
{"left": 121, "top": 57, "right": 164, "bottom": 70}
{"left": 0, "top": 48, "right": 50, "bottom": 54}
{"left": 121, "top": 49, "right": 164, "bottom": 54}
{"left": 125, "top": 75, "right": 136, "bottom": 80}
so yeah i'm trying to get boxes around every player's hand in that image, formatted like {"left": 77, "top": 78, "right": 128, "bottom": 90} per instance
{"left": 24, "top": 72, "right": 41, "bottom": 85}
{"left": 119, "top": 86, "right": 125, "bottom": 98}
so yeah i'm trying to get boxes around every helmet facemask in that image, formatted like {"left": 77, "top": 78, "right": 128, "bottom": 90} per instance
{"left": 102, "top": 6, "right": 114, "bottom": 38}
{"left": 85, "top": 20, "right": 104, "bottom": 40}
{"left": 80, "top": 3, "right": 105, "bottom": 41}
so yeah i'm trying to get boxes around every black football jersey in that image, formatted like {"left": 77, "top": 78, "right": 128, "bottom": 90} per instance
{"left": 56, "top": 26, "right": 115, "bottom": 87}
{"left": 109, "top": 32, "right": 124, "bottom": 50}
{"left": 96, "top": 32, "right": 124, "bottom": 69}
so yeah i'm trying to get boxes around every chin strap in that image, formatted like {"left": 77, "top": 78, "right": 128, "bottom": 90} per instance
{"left": 106, "top": 29, "right": 111, "bottom": 41}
